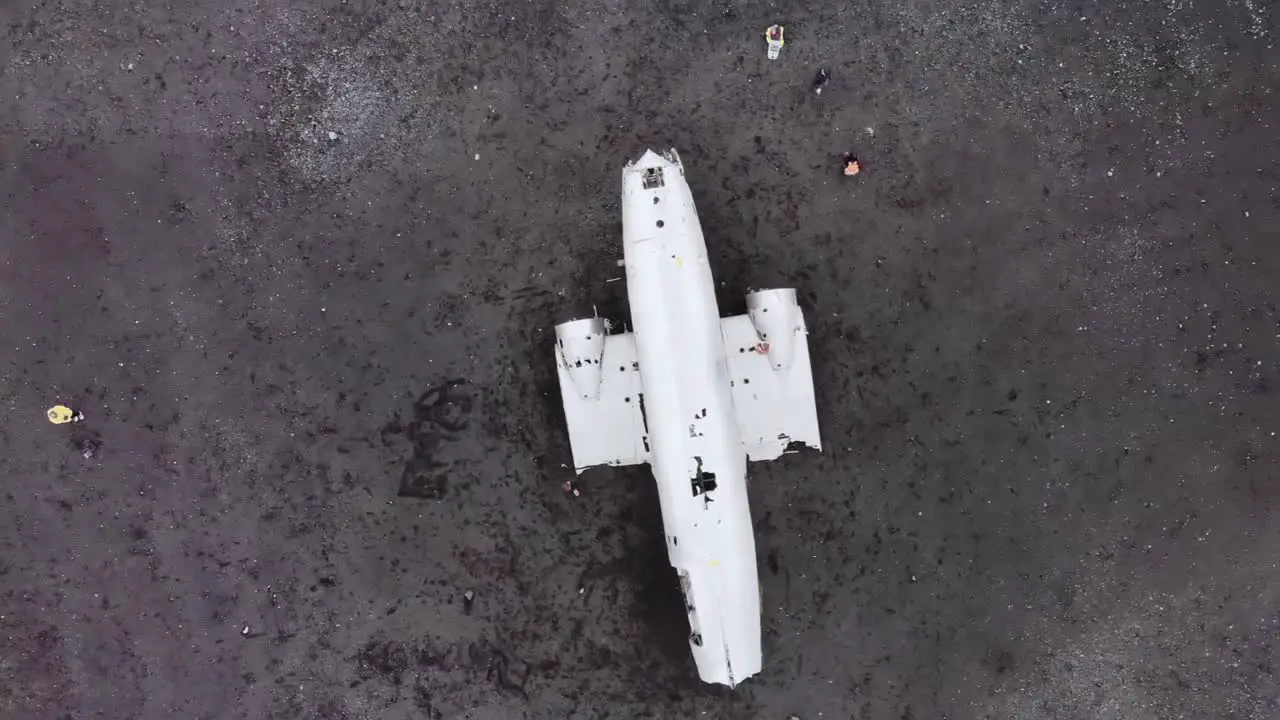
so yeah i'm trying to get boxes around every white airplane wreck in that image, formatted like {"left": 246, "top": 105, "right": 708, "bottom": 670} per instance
{"left": 552, "top": 148, "right": 822, "bottom": 687}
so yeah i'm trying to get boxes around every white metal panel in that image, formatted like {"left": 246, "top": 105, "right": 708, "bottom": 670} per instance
{"left": 555, "top": 331, "right": 650, "bottom": 473}
{"left": 720, "top": 313, "right": 822, "bottom": 460}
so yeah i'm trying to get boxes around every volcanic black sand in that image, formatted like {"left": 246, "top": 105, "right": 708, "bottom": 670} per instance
{"left": 1, "top": 0, "right": 1277, "bottom": 718}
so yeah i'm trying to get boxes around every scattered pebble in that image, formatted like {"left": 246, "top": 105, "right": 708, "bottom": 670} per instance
{"left": 327, "top": 131, "right": 338, "bottom": 141}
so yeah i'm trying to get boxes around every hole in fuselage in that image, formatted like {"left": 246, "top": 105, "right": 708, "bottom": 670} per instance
{"left": 690, "top": 456, "right": 718, "bottom": 496}
{"left": 679, "top": 570, "right": 695, "bottom": 612}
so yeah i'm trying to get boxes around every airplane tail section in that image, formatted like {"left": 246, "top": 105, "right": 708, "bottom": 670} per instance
{"left": 719, "top": 289, "right": 822, "bottom": 461}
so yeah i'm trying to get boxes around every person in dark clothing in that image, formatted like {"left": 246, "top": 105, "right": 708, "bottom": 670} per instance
{"left": 812, "top": 68, "right": 830, "bottom": 95}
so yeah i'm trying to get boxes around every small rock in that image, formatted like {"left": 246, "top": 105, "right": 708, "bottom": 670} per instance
{"left": 327, "top": 131, "right": 338, "bottom": 141}
{"left": 241, "top": 625, "right": 251, "bottom": 636}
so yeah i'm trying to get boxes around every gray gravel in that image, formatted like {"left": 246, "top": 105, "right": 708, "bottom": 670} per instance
{"left": 1, "top": 0, "right": 1278, "bottom": 718}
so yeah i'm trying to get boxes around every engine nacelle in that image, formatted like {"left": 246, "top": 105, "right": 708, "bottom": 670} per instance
{"left": 746, "top": 288, "right": 803, "bottom": 371}
{"left": 556, "top": 317, "right": 608, "bottom": 400}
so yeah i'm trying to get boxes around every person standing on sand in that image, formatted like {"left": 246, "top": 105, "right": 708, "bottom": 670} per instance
{"left": 47, "top": 405, "right": 84, "bottom": 424}
{"left": 812, "top": 68, "right": 830, "bottom": 95}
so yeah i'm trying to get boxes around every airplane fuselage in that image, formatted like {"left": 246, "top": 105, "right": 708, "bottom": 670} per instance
{"left": 620, "top": 150, "right": 762, "bottom": 686}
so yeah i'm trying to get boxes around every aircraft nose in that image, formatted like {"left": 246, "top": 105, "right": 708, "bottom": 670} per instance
{"left": 634, "top": 148, "right": 668, "bottom": 168}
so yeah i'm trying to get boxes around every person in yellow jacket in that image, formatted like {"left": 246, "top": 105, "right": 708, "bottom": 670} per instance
{"left": 47, "top": 405, "right": 84, "bottom": 424}
{"left": 764, "top": 25, "right": 784, "bottom": 60}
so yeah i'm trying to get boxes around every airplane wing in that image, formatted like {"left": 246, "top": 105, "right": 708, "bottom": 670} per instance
{"left": 555, "top": 326, "right": 651, "bottom": 473}
{"left": 720, "top": 308, "right": 822, "bottom": 461}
